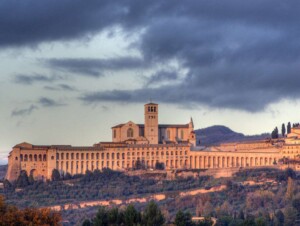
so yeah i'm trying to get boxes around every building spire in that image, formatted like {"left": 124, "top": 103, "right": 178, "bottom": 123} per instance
{"left": 190, "top": 117, "right": 194, "bottom": 128}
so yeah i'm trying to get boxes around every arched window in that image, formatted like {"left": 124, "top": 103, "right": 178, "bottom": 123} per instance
{"left": 127, "top": 128, "right": 134, "bottom": 138}
{"left": 167, "top": 130, "right": 170, "bottom": 140}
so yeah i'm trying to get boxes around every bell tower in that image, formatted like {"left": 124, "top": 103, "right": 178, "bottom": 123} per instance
{"left": 144, "top": 102, "right": 158, "bottom": 144}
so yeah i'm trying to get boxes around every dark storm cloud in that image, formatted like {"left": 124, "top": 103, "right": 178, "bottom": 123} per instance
{"left": 38, "top": 97, "right": 66, "bottom": 107}
{"left": 145, "top": 69, "right": 179, "bottom": 86}
{"left": 14, "top": 74, "right": 59, "bottom": 85}
{"left": 11, "top": 105, "right": 38, "bottom": 117}
{"left": 3, "top": 0, "right": 300, "bottom": 111}
{"left": 44, "top": 57, "right": 147, "bottom": 77}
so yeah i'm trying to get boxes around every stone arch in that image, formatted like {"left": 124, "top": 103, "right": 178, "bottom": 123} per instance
{"left": 71, "top": 161, "right": 74, "bottom": 174}
{"left": 194, "top": 156, "right": 197, "bottom": 168}
{"left": 43, "top": 154, "right": 47, "bottom": 161}
{"left": 250, "top": 157, "right": 253, "bottom": 166}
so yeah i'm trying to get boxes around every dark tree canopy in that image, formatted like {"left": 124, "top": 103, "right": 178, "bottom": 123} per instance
{"left": 282, "top": 123, "right": 286, "bottom": 137}
{"left": 142, "top": 201, "right": 165, "bottom": 226}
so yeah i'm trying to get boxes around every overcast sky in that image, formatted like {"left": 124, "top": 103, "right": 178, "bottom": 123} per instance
{"left": 1, "top": 0, "right": 300, "bottom": 164}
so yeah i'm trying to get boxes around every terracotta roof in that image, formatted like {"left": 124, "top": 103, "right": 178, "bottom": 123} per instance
{"left": 144, "top": 102, "right": 158, "bottom": 105}
{"left": 112, "top": 123, "right": 189, "bottom": 129}
{"left": 111, "top": 123, "right": 125, "bottom": 128}
{"left": 159, "top": 124, "right": 189, "bottom": 128}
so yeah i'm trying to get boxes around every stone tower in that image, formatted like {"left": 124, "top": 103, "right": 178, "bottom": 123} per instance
{"left": 144, "top": 102, "right": 158, "bottom": 144}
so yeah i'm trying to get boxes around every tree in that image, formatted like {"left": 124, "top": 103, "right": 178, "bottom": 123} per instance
{"left": 285, "top": 168, "right": 296, "bottom": 180}
{"left": 292, "top": 195, "right": 300, "bottom": 212}
{"left": 142, "top": 201, "right": 165, "bottom": 226}
{"left": 82, "top": 219, "right": 92, "bottom": 226}
{"left": 271, "top": 127, "right": 279, "bottom": 139}
{"left": 282, "top": 123, "right": 286, "bottom": 137}
{"left": 51, "top": 169, "right": 61, "bottom": 181}
{"left": 285, "top": 177, "right": 295, "bottom": 201}
{"left": 0, "top": 195, "right": 61, "bottom": 225}
{"left": 175, "top": 210, "right": 193, "bottom": 226}
{"left": 274, "top": 210, "right": 284, "bottom": 226}
{"left": 124, "top": 204, "right": 141, "bottom": 226}
{"left": 107, "top": 207, "right": 120, "bottom": 225}
{"left": 155, "top": 162, "right": 165, "bottom": 170}
{"left": 238, "top": 210, "right": 245, "bottom": 220}
{"left": 287, "top": 122, "right": 291, "bottom": 134}
{"left": 16, "top": 170, "right": 30, "bottom": 187}
{"left": 202, "top": 201, "right": 214, "bottom": 217}
{"left": 64, "top": 172, "right": 72, "bottom": 180}
{"left": 93, "top": 206, "right": 109, "bottom": 226}
{"left": 3, "top": 179, "right": 13, "bottom": 190}
{"left": 284, "top": 206, "right": 297, "bottom": 226}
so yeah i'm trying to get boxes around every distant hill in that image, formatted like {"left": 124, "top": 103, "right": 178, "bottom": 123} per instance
{"left": 0, "top": 165, "right": 7, "bottom": 180}
{"left": 195, "top": 125, "right": 270, "bottom": 146}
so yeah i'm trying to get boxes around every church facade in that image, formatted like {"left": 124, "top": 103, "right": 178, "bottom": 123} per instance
{"left": 5, "top": 103, "right": 299, "bottom": 181}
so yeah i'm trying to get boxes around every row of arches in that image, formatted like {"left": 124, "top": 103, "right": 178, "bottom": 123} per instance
{"left": 56, "top": 150, "right": 188, "bottom": 161}
{"left": 57, "top": 158, "right": 192, "bottom": 175}
{"left": 56, "top": 154, "right": 279, "bottom": 176}
{"left": 20, "top": 154, "right": 47, "bottom": 162}
{"left": 190, "top": 155, "right": 278, "bottom": 168}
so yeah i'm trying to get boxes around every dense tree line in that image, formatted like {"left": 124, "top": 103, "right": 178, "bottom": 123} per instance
{"left": 0, "top": 195, "right": 61, "bottom": 226}
{"left": 81, "top": 201, "right": 214, "bottom": 226}
{"left": 82, "top": 201, "right": 165, "bottom": 226}
{"left": 1, "top": 168, "right": 210, "bottom": 208}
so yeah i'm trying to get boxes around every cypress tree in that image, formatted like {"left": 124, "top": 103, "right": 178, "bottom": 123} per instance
{"left": 287, "top": 122, "right": 291, "bottom": 134}
{"left": 282, "top": 123, "right": 286, "bottom": 137}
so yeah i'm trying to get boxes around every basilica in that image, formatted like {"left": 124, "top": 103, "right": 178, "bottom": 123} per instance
{"left": 6, "top": 102, "right": 300, "bottom": 181}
